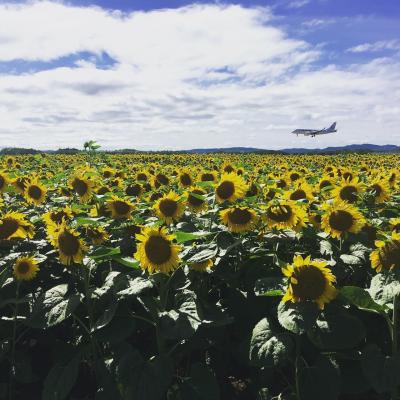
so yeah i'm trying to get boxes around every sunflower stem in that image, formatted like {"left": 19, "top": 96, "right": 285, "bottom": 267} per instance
{"left": 8, "top": 281, "right": 20, "bottom": 400}
{"left": 393, "top": 294, "right": 399, "bottom": 356}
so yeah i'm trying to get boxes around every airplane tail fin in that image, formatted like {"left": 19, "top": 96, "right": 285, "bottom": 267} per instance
{"left": 328, "top": 122, "right": 337, "bottom": 130}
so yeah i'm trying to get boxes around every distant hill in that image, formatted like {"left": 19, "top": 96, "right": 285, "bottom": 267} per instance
{"left": 0, "top": 144, "right": 399, "bottom": 155}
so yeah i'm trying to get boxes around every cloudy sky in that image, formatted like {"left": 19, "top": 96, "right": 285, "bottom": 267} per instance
{"left": 0, "top": 0, "right": 399, "bottom": 150}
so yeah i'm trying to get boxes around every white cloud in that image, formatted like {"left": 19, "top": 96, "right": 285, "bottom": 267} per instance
{"left": 347, "top": 40, "right": 400, "bottom": 53}
{"left": 286, "top": 0, "right": 310, "bottom": 9}
{"left": 0, "top": 1, "right": 399, "bottom": 150}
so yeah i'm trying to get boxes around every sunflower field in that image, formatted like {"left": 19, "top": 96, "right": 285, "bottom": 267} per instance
{"left": 1, "top": 152, "right": 400, "bottom": 400}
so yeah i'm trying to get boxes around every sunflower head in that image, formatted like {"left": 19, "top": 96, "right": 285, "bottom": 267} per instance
{"left": 107, "top": 196, "right": 134, "bottom": 219}
{"left": 153, "top": 191, "right": 185, "bottom": 224}
{"left": 189, "top": 258, "right": 214, "bottom": 272}
{"left": 186, "top": 188, "right": 207, "bottom": 213}
{"left": 13, "top": 257, "right": 39, "bottom": 281}
{"left": 135, "top": 226, "right": 181, "bottom": 274}
{"left": 220, "top": 206, "right": 258, "bottom": 233}
{"left": 70, "top": 176, "right": 94, "bottom": 203}
{"left": 215, "top": 173, "right": 247, "bottom": 203}
{"left": 332, "top": 178, "right": 362, "bottom": 204}
{"left": 178, "top": 169, "right": 194, "bottom": 187}
{"left": 24, "top": 178, "right": 47, "bottom": 205}
{"left": 366, "top": 179, "right": 390, "bottom": 204}
{"left": 321, "top": 201, "right": 365, "bottom": 239}
{"left": 281, "top": 255, "right": 337, "bottom": 310}
{"left": 85, "top": 225, "right": 109, "bottom": 245}
{"left": 263, "top": 201, "right": 307, "bottom": 231}
{"left": 0, "top": 171, "right": 9, "bottom": 192}
{"left": 0, "top": 212, "right": 34, "bottom": 241}
{"left": 370, "top": 231, "right": 400, "bottom": 272}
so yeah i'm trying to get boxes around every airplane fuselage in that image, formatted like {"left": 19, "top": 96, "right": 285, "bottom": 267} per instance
{"left": 291, "top": 122, "right": 337, "bottom": 137}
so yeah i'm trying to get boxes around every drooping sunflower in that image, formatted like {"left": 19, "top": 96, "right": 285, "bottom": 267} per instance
{"left": 0, "top": 171, "right": 9, "bottom": 193}
{"left": 321, "top": 201, "right": 365, "bottom": 239}
{"left": 70, "top": 175, "right": 94, "bottom": 203}
{"left": 13, "top": 256, "right": 39, "bottom": 281}
{"left": 366, "top": 179, "right": 391, "bottom": 204}
{"left": 24, "top": 178, "right": 47, "bottom": 205}
{"left": 189, "top": 259, "right": 214, "bottom": 272}
{"left": 84, "top": 225, "right": 109, "bottom": 245}
{"left": 153, "top": 191, "right": 185, "bottom": 224}
{"left": 185, "top": 188, "right": 207, "bottom": 213}
{"left": 263, "top": 201, "right": 308, "bottom": 231}
{"left": 135, "top": 226, "right": 181, "bottom": 274}
{"left": 220, "top": 206, "right": 258, "bottom": 233}
{"left": 0, "top": 212, "right": 34, "bottom": 240}
{"left": 48, "top": 223, "right": 87, "bottom": 265}
{"left": 43, "top": 206, "right": 73, "bottom": 228}
{"left": 370, "top": 231, "right": 400, "bottom": 272}
{"left": 390, "top": 218, "right": 400, "bottom": 233}
{"left": 107, "top": 196, "right": 134, "bottom": 219}
{"left": 215, "top": 173, "right": 247, "bottom": 203}
{"left": 332, "top": 178, "right": 363, "bottom": 204}
{"left": 281, "top": 255, "right": 337, "bottom": 310}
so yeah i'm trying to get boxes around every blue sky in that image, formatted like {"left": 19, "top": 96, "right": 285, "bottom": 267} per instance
{"left": 0, "top": 0, "right": 399, "bottom": 149}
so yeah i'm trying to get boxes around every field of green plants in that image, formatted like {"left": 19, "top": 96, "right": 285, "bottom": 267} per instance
{"left": 0, "top": 151, "right": 399, "bottom": 400}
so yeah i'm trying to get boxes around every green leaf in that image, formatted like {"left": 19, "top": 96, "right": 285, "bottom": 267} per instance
{"left": 117, "top": 277, "right": 154, "bottom": 299}
{"left": 340, "top": 286, "right": 387, "bottom": 314}
{"left": 175, "top": 231, "right": 212, "bottom": 244}
{"left": 298, "top": 355, "right": 340, "bottom": 400}
{"left": 369, "top": 273, "right": 400, "bottom": 305}
{"left": 75, "top": 216, "right": 104, "bottom": 226}
{"left": 277, "top": 301, "right": 319, "bottom": 334}
{"left": 89, "top": 246, "right": 120, "bottom": 260}
{"left": 187, "top": 247, "right": 218, "bottom": 263}
{"left": 255, "top": 277, "right": 286, "bottom": 297}
{"left": 320, "top": 240, "right": 333, "bottom": 256}
{"left": 27, "top": 284, "right": 80, "bottom": 329}
{"left": 308, "top": 306, "right": 365, "bottom": 350}
{"left": 340, "top": 254, "right": 363, "bottom": 265}
{"left": 42, "top": 352, "right": 81, "bottom": 400}
{"left": 249, "top": 317, "right": 293, "bottom": 367}
{"left": 112, "top": 256, "right": 140, "bottom": 269}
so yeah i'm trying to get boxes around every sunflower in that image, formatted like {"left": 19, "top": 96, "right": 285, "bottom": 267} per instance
{"left": 321, "top": 201, "right": 365, "bottom": 239}
{"left": 135, "top": 226, "right": 181, "bottom": 274}
{"left": 0, "top": 212, "right": 34, "bottom": 240}
{"left": 285, "top": 181, "right": 314, "bottom": 202}
{"left": 215, "top": 173, "right": 247, "bottom": 203}
{"left": 13, "top": 256, "right": 39, "bottom": 281}
{"left": 107, "top": 196, "right": 134, "bottom": 219}
{"left": 125, "top": 183, "right": 143, "bottom": 197}
{"left": 178, "top": 169, "right": 194, "bottom": 187}
{"left": 366, "top": 179, "right": 390, "bottom": 203}
{"left": 263, "top": 201, "right": 307, "bottom": 231}
{"left": 0, "top": 171, "right": 9, "bottom": 193}
{"left": 153, "top": 191, "right": 185, "bottom": 224}
{"left": 390, "top": 218, "right": 400, "bottom": 233}
{"left": 24, "top": 178, "right": 47, "bottom": 205}
{"left": 370, "top": 231, "right": 400, "bottom": 272}
{"left": 317, "top": 176, "right": 335, "bottom": 194}
{"left": 70, "top": 175, "right": 94, "bottom": 203}
{"left": 13, "top": 176, "right": 31, "bottom": 194}
{"left": 136, "top": 171, "right": 149, "bottom": 182}
{"left": 189, "top": 259, "right": 214, "bottom": 272}
{"left": 43, "top": 206, "right": 73, "bottom": 227}
{"left": 84, "top": 225, "right": 109, "bottom": 245}
{"left": 200, "top": 171, "right": 217, "bottom": 183}
{"left": 281, "top": 255, "right": 336, "bottom": 310}
{"left": 332, "top": 178, "right": 363, "bottom": 204}
{"left": 220, "top": 206, "right": 258, "bottom": 233}
{"left": 48, "top": 223, "right": 87, "bottom": 265}
{"left": 186, "top": 188, "right": 207, "bottom": 213}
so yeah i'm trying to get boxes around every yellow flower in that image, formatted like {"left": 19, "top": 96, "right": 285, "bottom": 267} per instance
{"left": 107, "top": 196, "right": 134, "bottom": 219}
{"left": 281, "top": 255, "right": 337, "bottom": 310}
{"left": 263, "top": 201, "right": 307, "bottom": 231}
{"left": 0, "top": 171, "right": 9, "bottom": 193}
{"left": 220, "top": 206, "right": 258, "bottom": 233}
{"left": 215, "top": 173, "right": 247, "bottom": 203}
{"left": 0, "top": 212, "right": 34, "bottom": 240}
{"left": 70, "top": 175, "right": 94, "bottom": 203}
{"left": 331, "top": 178, "right": 363, "bottom": 204}
{"left": 153, "top": 191, "right": 185, "bottom": 225}
{"left": 13, "top": 257, "right": 39, "bottom": 281}
{"left": 186, "top": 188, "right": 207, "bottom": 213}
{"left": 370, "top": 231, "right": 400, "bottom": 272}
{"left": 24, "top": 178, "right": 47, "bottom": 205}
{"left": 135, "top": 226, "right": 181, "bottom": 274}
{"left": 84, "top": 225, "right": 109, "bottom": 245}
{"left": 189, "top": 259, "right": 214, "bottom": 272}
{"left": 366, "top": 179, "right": 390, "bottom": 204}
{"left": 321, "top": 201, "right": 365, "bottom": 239}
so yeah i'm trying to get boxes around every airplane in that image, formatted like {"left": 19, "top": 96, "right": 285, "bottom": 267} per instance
{"left": 292, "top": 122, "right": 337, "bottom": 137}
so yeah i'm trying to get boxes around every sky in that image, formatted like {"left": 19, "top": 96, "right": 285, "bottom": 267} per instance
{"left": 0, "top": 0, "right": 399, "bottom": 150}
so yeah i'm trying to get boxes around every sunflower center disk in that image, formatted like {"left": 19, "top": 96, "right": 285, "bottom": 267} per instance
{"left": 72, "top": 179, "right": 88, "bottom": 196}
{"left": 51, "top": 212, "right": 67, "bottom": 224}
{"left": 17, "top": 261, "right": 30, "bottom": 274}
{"left": 156, "top": 174, "right": 169, "bottom": 185}
{"left": 340, "top": 186, "right": 357, "bottom": 203}
{"left": 320, "top": 180, "right": 331, "bottom": 190}
{"left": 201, "top": 173, "right": 214, "bottom": 182}
{"left": 228, "top": 209, "right": 252, "bottom": 225}
{"left": 126, "top": 184, "right": 141, "bottom": 196}
{"left": 291, "top": 266, "right": 326, "bottom": 300}
{"left": 180, "top": 174, "right": 192, "bottom": 186}
{"left": 329, "top": 210, "right": 354, "bottom": 231}
{"left": 188, "top": 191, "right": 204, "bottom": 207}
{"left": 290, "top": 190, "right": 307, "bottom": 201}
{"left": 343, "top": 172, "right": 353, "bottom": 181}
{"left": 216, "top": 181, "right": 235, "bottom": 200}
{"left": 369, "top": 184, "right": 382, "bottom": 197}
{"left": 145, "top": 236, "right": 172, "bottom": 265}
{"left": 159, "top": 199, "right": 178, "bottom": 216}
{"left": 267, "top": 205, "right": 292, "bottom": 222}
{"left": 114, "top": 201, "right": 130, "bottom": 216}
{"left": 58, "top": 231, "right": 80, "bottom": 256}
{"left": 0, "top": 176, "right": 5, "bottom": 188}
{"left": 28, "top": 185, "right": 42, "bottom": 200}
{"left": 0, "top": 219, "right": 19, "bottom": 240}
